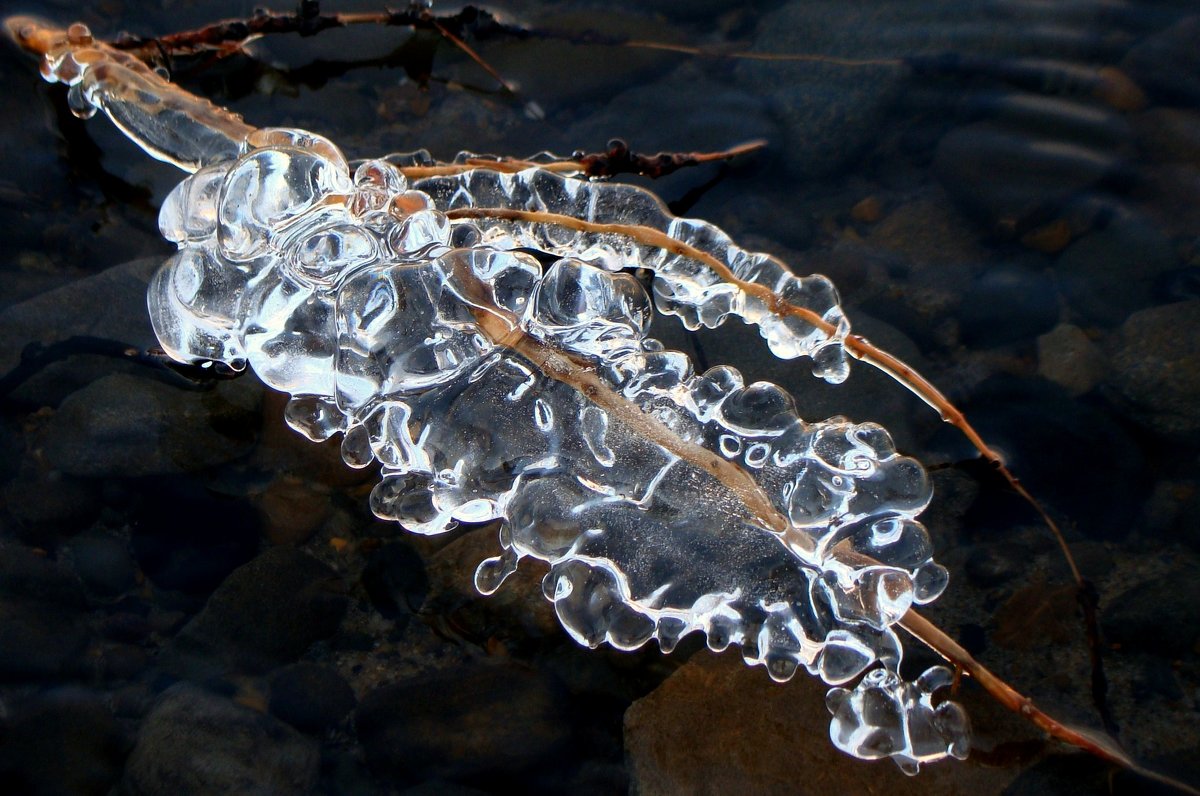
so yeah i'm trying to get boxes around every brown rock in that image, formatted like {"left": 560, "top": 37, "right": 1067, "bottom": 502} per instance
{"left": 869, "top": 195, "right": 984, "bottom": 269}
{"left": 422, "top": 524, "right": 560, "bottom": 644}
{"left": 257, "top": 475, "right": 332, "bottom": 546}
{"left": 625, "top": 653, "right": 1018, "bottom": 796}
{"left": 850, "top": 196, "right": 883, "bottom": 223}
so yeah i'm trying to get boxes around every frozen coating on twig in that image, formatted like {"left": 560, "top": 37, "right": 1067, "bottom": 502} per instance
{"left": 148, "top": 129, "right": 963, "bottom": 769}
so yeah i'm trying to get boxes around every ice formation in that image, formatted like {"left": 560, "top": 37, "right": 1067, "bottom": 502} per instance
{"left": 32, "top": 23, "right": 970, "bottom": 772}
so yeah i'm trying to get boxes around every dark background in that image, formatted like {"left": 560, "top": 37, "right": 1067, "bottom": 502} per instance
{"left": 0, "top": 1, "right": 1198, "bottom": 793}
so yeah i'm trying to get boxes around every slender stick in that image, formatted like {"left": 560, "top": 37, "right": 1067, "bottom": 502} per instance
{"left": 397, "top": 140, "right": 768, "bottom": 180}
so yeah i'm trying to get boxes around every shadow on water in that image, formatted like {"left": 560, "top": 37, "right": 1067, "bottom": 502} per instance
{"left": 0, "top": 1, "right": 1198, "bottom": 794}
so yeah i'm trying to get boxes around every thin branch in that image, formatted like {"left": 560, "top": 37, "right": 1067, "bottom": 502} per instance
{"left": 441, "top": 206, "right": 1079, "bottom": 577}
{"left": 397, "top": 139, "right": 768, "bottom": 180}
{"left": 441, "top": 206, "right": 1107, "bottom": 704}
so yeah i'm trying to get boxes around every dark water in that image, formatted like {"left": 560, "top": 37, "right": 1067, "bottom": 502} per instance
{"left": 0, "top": 1, "right": 1198, "bottom": 794}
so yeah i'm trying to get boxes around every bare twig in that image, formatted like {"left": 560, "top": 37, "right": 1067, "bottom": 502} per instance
{"left": 398, "top": 139, "right": 768, "bottom": 180}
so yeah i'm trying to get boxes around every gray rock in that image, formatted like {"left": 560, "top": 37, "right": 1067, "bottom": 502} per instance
{"left": 1107, "top": 300, "right": 1200, "bottom": 437}
{"left": 1037, "top": 324, "right": 1106, "bottom": 396}
{"left": 959, "top": 264, "right": 1059, "bottom": 347}
{"left": 0, "top": 543, "right": 91, "bottom": 680}
{"left": 964, "top": 542, "right": 1027, "bottom": 587}
{"left": 1103, "top": 565, "right": 1200, "bottom": 657}
{"left": 162, "top": 547, "right": 348, "bottom": 677}
{"left": 562, "top": 65, "right": 779, "bottom": 165}
{"left": 735, "top": 1, "right": 1099, "bottom": 180}
{"left": 420, "top": 525, "right": 560, "bottom": 645}
{"left": 0, "top": 599, "right": 91, "bottom": 680}
{"left": 0, "top": 257, "right": 160, "bottom": 378}
{"left": 127, "top": 478, "right": 262, "bottom": 597}
{"left": 122, "top": 684, "right": 319, "bottom": 796}
{"left": 63, "top": 531, "right": 139, "bottom": 599}
{"left": 0, "top": 540, "right": 87, "bottom": 606}
{"left": 867, "top": 194, "right": 986, "bottom": 275}
{"left": 268, "top": 662, "right": 356, "bottom": 734}
{"left": 734, "top": 2, "right": 907, "bottom": 178}
{"left": 0, "top": 689, "right": 129, "bottom": 796}
{"left": 1120, "top": 15, "right": 1200, "bottom": 107}
{"left": 38, "top": 372, "right": 260, "bottom": 478}
{"left": 934, "top": 120, "right": 1118, "bottom": 229}
{"left": 1133, "top": 108, "right": 1200, "bottom": 166}
{"left": 2, "top": 459, "right": 100, "bottom": 539}
{"left": 361, "top": 540, "right": 429, "bottom": 620}
{"left": 1055, "top": 217, "right": 1179, "bottom": 327}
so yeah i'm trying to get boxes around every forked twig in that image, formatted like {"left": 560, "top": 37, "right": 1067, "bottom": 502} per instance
{"left": 398, "top": 139, "right": 768, "bottom": 180}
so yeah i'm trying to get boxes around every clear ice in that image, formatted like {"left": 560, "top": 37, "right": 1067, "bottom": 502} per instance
{"left": 39, "top": 31, "right": 969, "bottom": 772}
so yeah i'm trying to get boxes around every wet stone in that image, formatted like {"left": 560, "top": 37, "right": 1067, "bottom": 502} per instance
{"left": 1112, "top": 749, "right": 1200, "bottom": 796}
{"left": 1036, "top": 324, "right": 1106, "bottom": 397}
{"left": 1103, "top": 566, "right": 1200, "bottom": 657}
{"left": 122, "top": 684, "right": 319, "bottom": 796}
{"left": 361, "top": 540, "right": 429, "bottom": 620}
{"left": 38, "top": 373, "right": 261, "bottom": 478}
{"left": 63, "top": 530, "right": 138, "bottom": 599}
{"left": 1055, "top": 217, "right": 1179, "bottom": 327}
{"left": 1002, "top": 753, "right": 1110, "bottom": 796}
{"left": 96, "top": 641, "right": 149, "bottom": 681}
{"left": 444, "top": 9, "right": 676, "bottom": 109}
{"left": 2, "top": 460, "right": 101, "bottom": 541}
{"left": 0, "top": 543, "right": 91, "bottom": 680}
{"left": 0, "top": 689, "right": 129, "bottom": 796}
{"left": 257, "top": 475, "right": 332, "bottom": 546}
{"left": 964, "top": 542, "right": 1026, "bottom": 588}
{"left": 0, "top": 600, "right": 90, "bottom": 681}
{"left": 162, "top": 547, "right": 348, "bottom": 677}
{"left": 0, "top": 257, "right": 160, "bottom": 378}
{"left": 562, "top": 65, "right": 779, "bottom": 195}
{"left": 960, "top": 376, "right": 1144, "bottom": 539}
{"left": 355, "top": 661, "right": 571, "bottom": 788}
{"left": 1134, "top": 108, "right": 1200, "bottom": 166}
{"left": 1131, "top": 657, "right": 1185, "bottom": 703}
{"left": 734, "top": 2, "right": 908, "bottom": 179}
{"left": 1107, "top": 300, "right": 1200, "bottom": 438}
{"left": 129, "top": 478, "right": 261, "bottom": 597}
{"left": 1156, "top": 267, "right": 1200, "bottom": 304}
{"left": 867, "top": 194, "right": 986, "bottom": 272}
{"left": 958, "top": 264, "right": 1058, "bottom": 347}
{"left": 0, "top": 540, "right": 87, "bottom": 607}
{"left": 1120, "top": 15, "right": 1200, "bottom": 107}
{"left": 268, "top": 662, "right": 356, "bottom": 734}
{"left": 934, "top": 120, "right": 1119, "bottom": 229}
{"left": 0, "top": 419, "right": 21, "bottom": 483}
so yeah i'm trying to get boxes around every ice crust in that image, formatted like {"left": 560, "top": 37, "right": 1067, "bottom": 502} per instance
{"left": 47, "top": 40, "right": 969, "bottom": 767}
{"left": 143, "top": 129, "right": 968, "bottom": 770}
